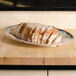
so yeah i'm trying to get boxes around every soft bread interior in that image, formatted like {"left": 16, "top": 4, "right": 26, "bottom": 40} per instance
{"left": 10, "top": 22, "right": 61, "bottom": 44}
{"left": 52, "top": 34, "right": 62, "bottom": 44}
{"left": 47, "top": 28, "right": 58, "bottom": 44}
{"left": 41, "top": 26, "right": 55, "bottom": 44}
{"left": 32, "top": 24, "right": 43, "bottom": 43}
{"left": 28, "top": 24, "right": 40, "bottom": 42}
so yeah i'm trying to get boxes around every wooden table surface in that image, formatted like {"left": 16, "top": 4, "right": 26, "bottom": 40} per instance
{"left": 0, "top": 28, "right": 75, "bottom": 65}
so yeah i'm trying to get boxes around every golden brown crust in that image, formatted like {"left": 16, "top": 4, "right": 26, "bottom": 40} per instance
{"left": 46, "top": 28, "right": 58, "bottom": 44}
{"left": 10, "top": 22, "right": 60, "bottom": 44}
{"left": 17, "top": 22, "right": 27, "bottom": 38}
{"left": 20, "top": 26, "right": 30, "bottom": 40}
{"left": 18, "top": 23, "right": 26, "bottom": 33}
{"left": 41, "top": 26, "right": 55, "bottom": 44}
{"left": 28, "top": 25, "right": 37, "bottom": 42}
{"left": 31, "top": 25, "right": 42, "bottom": 43}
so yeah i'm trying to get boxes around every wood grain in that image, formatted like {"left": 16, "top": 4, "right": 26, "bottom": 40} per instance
{"left": 0, "top": 29, "right": 76, "bottom": 65}
{"left": 0, "top": 29, "right": 6, "bottom": 64}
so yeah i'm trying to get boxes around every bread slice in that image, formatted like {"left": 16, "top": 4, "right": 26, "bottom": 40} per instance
{"left": 41, "top": 26, "right": 55, "bottom": 44}
{"left": 31, "top": 24, "right": 43, "bottom": 43}
{"left": 47, "top": 28, "right": 58, "bottom": 44}
{"left": 52, "top": 34, "right": 62, "bottom": 44}
{"left": 28, "top": 23, "right": 40, "bottom": 42}
{"left": 20, "top": 24, "right": 31, "bottom": 41}
{"left": 10, "top": 22, "right": 28, "bottom": 40}
{"left": 36, "top": 25, "right": 47, "bottom": 44}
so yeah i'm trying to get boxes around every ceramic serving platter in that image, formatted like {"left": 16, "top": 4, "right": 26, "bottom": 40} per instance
{"left": 4, "top": 25, "right": 74, "bottom": 47}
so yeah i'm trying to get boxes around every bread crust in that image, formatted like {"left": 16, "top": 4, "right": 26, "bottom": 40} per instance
{"left": 47, "top": 28, "right": 58, "bottom": 44}
{"left": 28, "top": 24, "right": 39, "bottom": 42}
{"left": 10, "top": 22, "right": 60, "bottom": 44}
{"left": 41, "top": 26, "right": 55, "bottom": 44}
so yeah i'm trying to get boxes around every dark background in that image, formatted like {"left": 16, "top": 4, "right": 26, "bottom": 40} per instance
{"left": 0, "top": 0, "right": 76, "bottom": 10}
{"left": 0, "top": 0, "right": 76, "bottom": 7}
